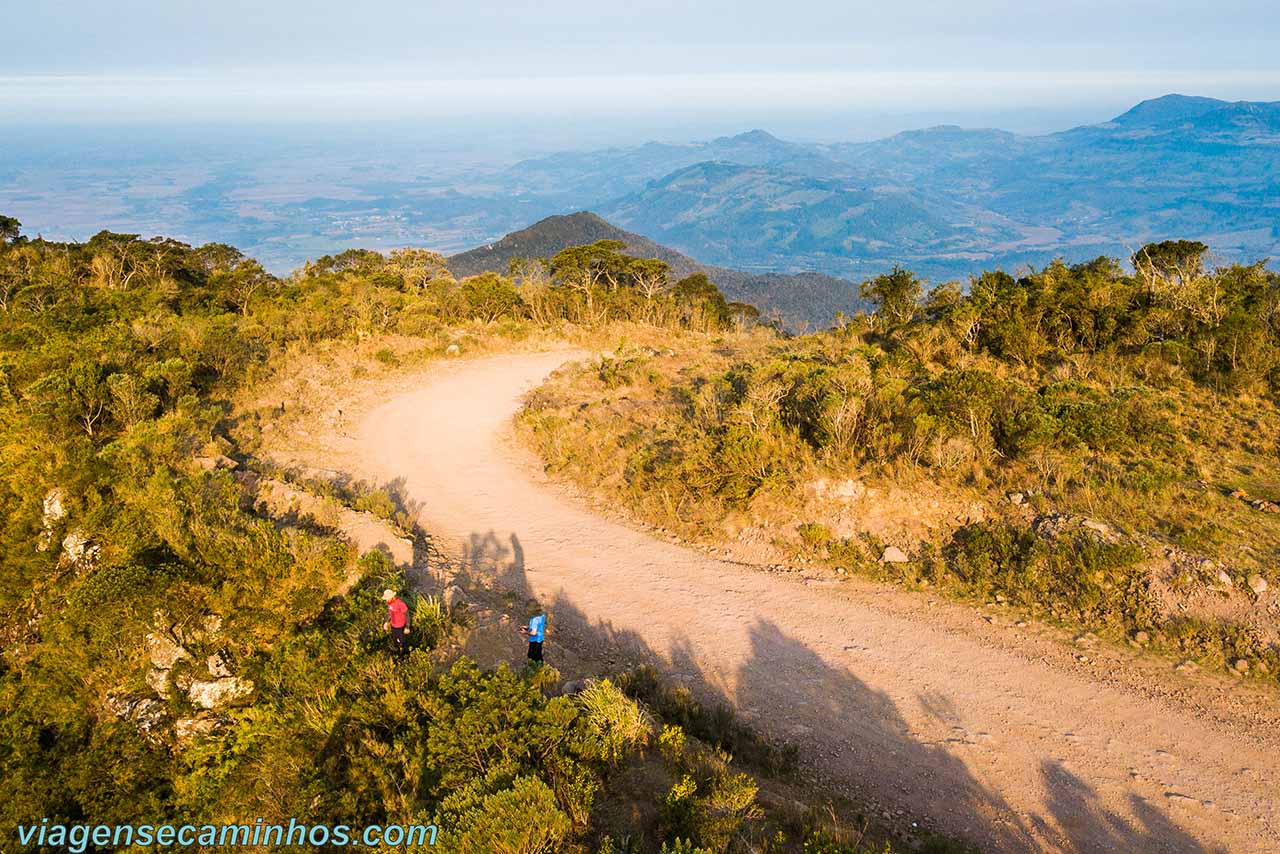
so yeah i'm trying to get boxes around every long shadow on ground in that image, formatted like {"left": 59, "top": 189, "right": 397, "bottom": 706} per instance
{"left": 416, "top": 527, "right": 1211, "bottom": 854}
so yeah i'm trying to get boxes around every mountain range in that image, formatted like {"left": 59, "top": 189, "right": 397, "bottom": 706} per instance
{"left": 4, "top": 94, "right": 1276, "bottom": 328}
{"left": 495, "top": 94, "right": 1280, "bottom": 283}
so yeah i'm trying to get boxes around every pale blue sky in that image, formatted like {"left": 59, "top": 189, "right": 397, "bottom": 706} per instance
{"left": 2, "top": 0, "right": 1278, "bottom": 136}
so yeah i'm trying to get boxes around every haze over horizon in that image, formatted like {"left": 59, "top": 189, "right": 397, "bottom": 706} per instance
{"left": 3, "top": 0, "right": 1279, "bottom": 140}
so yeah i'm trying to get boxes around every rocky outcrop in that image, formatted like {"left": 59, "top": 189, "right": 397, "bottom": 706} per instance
{"left": 1033, "top": 513, "right": 1122, "bottom": 544}
{"left": 59, "top": 530, "right": 99, "bottom": 571}
{"left": 194, "top": 454, "right": 238, "bottom": 472}
{"left": 145, "top": 629, "right": 191, "bottom": 695}
{"left": 145, "top": 614, "right": 253, "bottom": 711}
{"left": 104, "top": 694, "right": 168, "bottom": 741}
{"left": 807, "top": 477, "right": 867, "bottom": 502}
{"left": 37, "top": 488, "right": 66, "bottom": 552}
{"left": 186, "top": 677, "right": 255, "bottom": 710}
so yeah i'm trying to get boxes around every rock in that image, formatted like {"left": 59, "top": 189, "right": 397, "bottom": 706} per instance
{"left": 445, "top": 343, "right": 461, "bottom": 356}
{"left": 43, "top": 488, "right": 67, "bottom": 524}
{"left": 175, "top": 713, "right": 222, "bottom": 742}
{"left": 880, "top": 546, "right": 909, "bottom": 564}
{"left": 1007, "top": 492, "right": 1026, "bottom": 505}
{"left": 1174, "top": 660, "right": 1198, "bottom": 673}
{"left": 806, "top": 477, "right": 867, "bottom": 503}
{"left": 1217, "top": 569, "right": 1234, "bottom": 587}
{"left": 1081, "top": 519, "right": 1111, "bottom": 536}
{"left": 194, "top": 454, "right": 237, "bottom": 472}
{"left": 38, "top": 488, "right": 67, "bottom": 552}
{"left": 1233, "top": 658, "right": 1251, "bottom": 674}
{"left": 1133, "top": 630, "right": 1151, "bottom": 646}
{"left": 105, "top": 694, "right": 168, "bottom": 736}
{"left": 1250, "top": 499, "right": 1280, "bottom": 514}
{"left": 60, "top": 530, "right": 100, "bottom": 569}
{"left": 145, "top": 668, "right": 170, "bottom": 696}
{"left": 560, "top": 679, "right": 589, "bottom": 696}
{"left": 443, "top": 585, "right": 466, "bottom": 610}
{"left": 206, "top": 651, "right": 233, "bottom": 678}
{"left": 1248, "top": 574, "right": 1268, "bottom": 595}
{"left": 186, "top": 677, "right": 255, "bottom": 710}
{"left": 145, "top": 631, "right": 190, "bottom": 671}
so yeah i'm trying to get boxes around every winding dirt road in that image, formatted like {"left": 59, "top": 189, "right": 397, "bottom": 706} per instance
{"left": 327, "top": 351, "right": 1277, "bottom": 852}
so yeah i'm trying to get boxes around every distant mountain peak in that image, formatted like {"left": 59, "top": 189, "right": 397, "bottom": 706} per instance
{"left": 1111, "top": 94, "right": 1229, "bottom": 125}
{"left": 716, "top": 128, "right": 783, "bottom": 145}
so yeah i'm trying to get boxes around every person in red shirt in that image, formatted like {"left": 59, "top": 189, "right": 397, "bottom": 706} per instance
{"left": 381, "top": 588, "right": 411, "bottom": 658}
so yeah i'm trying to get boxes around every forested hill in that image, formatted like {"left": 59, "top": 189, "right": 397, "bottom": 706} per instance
{"left": 449, "top": 211, "right": 865, "bottom": 327}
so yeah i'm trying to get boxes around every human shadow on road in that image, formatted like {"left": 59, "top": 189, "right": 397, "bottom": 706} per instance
{"left": 434, "top": 527, "right": 1207, "bottom": 853}
{"left": 1034, "top": 760, "right": 1213, "bottom": 854}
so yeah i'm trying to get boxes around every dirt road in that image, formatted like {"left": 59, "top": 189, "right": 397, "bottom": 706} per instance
{"left": 328, "top": 351, "right": 1277, "bottom": 852}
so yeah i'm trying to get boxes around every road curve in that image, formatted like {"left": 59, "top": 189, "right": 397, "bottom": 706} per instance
{"left": 351, "top": 351, "right": 1277, "bottom": 853}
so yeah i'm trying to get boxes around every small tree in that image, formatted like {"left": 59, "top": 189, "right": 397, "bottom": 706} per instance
{"left": 0, "top": 215, "right": 21, "bottom": 244}
{"left": 461, "top": 273, "right": 522, "bottom": 322}
{"left": 860, "top": 266, "right": 922, "bottom": 329}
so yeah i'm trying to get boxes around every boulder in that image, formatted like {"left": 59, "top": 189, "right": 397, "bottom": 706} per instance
{"left": 207, "top": 651, "right": 234, "bottom": 678}
{"left": 880, "top": 546, "right": 910, "bottom": 564}
{"left": 446, "top": 343, "right": 461, "bottom": 356}
{"left": 443, "top": 585, "right": 466, "bottom": 610}
{"left": 43, "top": 488, "right": 67, "bottom": 524}
{"left": 187, "top": 677, "right": 255, "bottom": 710}
{"left": 194, "top": 454, "right": 237, "bottom": 472}
{"left": 60, "top": 530, "right": 99, "bottom": 569}
{"left": 145, "top": 631, "right": 190, "bottom": 671}
{"left": 1007, "top": 492, "right": 1026, "bottom": 506}
{"left": 559, "top": 679, "right": 589, "bottom": 696}
{"left": 38, "top": 488, "right": 67, "bottom": 552}
{"left": 105, "top": 694, "right": 168, "bottom": 737}
{"left": 1248, "top": 574, "right": 1268, "bottom": 595}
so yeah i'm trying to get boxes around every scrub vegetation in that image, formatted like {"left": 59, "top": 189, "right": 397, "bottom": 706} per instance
{"left": 520, "top": 242, "right": 1280, "bottom": 678}
{"left": 0, "top": 218, "right": 917, "bottom": 852}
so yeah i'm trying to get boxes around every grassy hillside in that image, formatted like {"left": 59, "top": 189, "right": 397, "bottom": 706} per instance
{"left": 518, "top": 245, "right": 1280, "bottom": 678}
{"left": 0, "top": 218, "right": 934, "bottom": 853}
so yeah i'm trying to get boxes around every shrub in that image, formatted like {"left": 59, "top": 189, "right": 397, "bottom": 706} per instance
{"left": 448, "top": 775, "right": 572, "bottom": 854}
{"left": 575, "top": 679, "right": 654, "bottom": 765}
{"left": 798, "top": 522, "right": 833, "bottom": 551}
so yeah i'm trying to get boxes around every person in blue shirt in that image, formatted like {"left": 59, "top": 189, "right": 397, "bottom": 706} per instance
{"left": 520, "top": 607, "right": 547, "bottom": 663}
